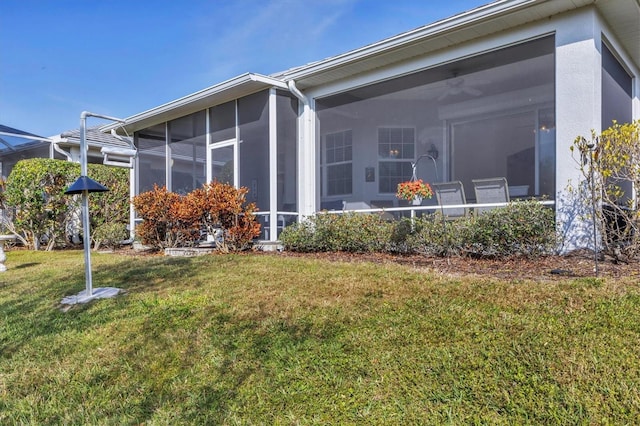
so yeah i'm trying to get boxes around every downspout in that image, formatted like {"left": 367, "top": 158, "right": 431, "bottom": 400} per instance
{"left": 287, "top": 80, "right": 315, "bottom": 218}
{"left": 53, "top": 141, "right": 73, "bottom": 161}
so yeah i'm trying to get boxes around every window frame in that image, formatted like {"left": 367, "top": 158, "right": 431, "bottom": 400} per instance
{"left": 322, "top": 129, "right": 353, "bottom": 197}
{"left": 377, "top": 126, "right": 416, "bottom": 194}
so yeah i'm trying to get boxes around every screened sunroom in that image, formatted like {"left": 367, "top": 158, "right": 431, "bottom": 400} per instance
{"left": 0, "top": 124, "right": 56, "bottom": 179}
{"left": 132, "top": 88, "right": 298, "bottom": 240}
{"left": 315, "top": 36, "right": 556, "bottom": 215}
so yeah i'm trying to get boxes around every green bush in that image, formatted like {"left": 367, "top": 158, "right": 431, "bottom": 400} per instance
{"left": 93, "top": 222, "right": 129, "bottom": 250}
{"left": 88, "top": 163, "right": 130, "bottom": 249}
{"left": 463, "top": 200, "right": 557, "bottom": 257}
{"left": 4, "top": 158, "right": 129, "bottom": 250}
{"left": 280, "top": 213, "right": 393, "bottom": 253}
{"left": 282, "top": 201, "right": 556, "bottom": 258}
{"left": 278, "top": 221, "right": 317, "bottom": 252}
{"left": 407, "top": 214, "right": 472, "bottom": 256}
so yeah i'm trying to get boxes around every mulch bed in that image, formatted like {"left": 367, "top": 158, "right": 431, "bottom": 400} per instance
{"left": 271, "top": 250, "right": 639, "bottom": 281}
{"left": 112, "top": 244, "right": 638, "bottom": 281}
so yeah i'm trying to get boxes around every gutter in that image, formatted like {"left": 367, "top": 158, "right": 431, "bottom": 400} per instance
{"left": 48, "top": 134, "right": 74, "bottom": 161}
{"left": 52, "top": 141, "right": 73, "bottom": 161}
{"left": 100, "top": 73, "right": 288, "bottom": 134}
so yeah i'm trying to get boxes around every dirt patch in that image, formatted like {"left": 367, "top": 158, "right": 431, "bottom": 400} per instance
{"left": 269, "top": 250, "right": 639, "bottom": 281}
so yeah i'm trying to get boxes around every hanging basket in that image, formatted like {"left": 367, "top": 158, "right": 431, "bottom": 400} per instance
{"left": 396, "top": 179, "right": 433, "bottom": 202}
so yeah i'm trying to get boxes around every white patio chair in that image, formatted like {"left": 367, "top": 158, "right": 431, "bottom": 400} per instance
{"left": 431, "top": 181, "right": 468, "bottom": 219}
{"left": 472, "top": 177, "right": 510, "bottom": 214}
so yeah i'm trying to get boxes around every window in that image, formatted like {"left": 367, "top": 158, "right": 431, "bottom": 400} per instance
{"left": 378, "top": 127, "right": 415, "bottom": 193}
{"left": 324, "top": 130, "right": 352, "bottom": 196}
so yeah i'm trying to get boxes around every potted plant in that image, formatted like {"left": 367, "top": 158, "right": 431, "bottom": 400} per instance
{"left": 396, "top": 179, "right": 433, "bottom": 205}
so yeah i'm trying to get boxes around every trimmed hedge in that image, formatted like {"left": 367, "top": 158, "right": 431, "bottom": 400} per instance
{"left": 4, "top": 158, "right": 129, "bottom": 250}
{"left": 280, "top": 213, "right": 392, "bottom": 253}
{"left": 281, "top": 200, "right": 557, "bottom": 258}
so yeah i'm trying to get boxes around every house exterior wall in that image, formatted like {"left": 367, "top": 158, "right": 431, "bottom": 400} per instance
{"left": 123, "top": 2, "right": 638, "bottom": 249}
{"left": 554, "top": 8, "right": 603, "bottom": 252}
{"left": 298, "top": 6, "right": 638, "bottom": 252}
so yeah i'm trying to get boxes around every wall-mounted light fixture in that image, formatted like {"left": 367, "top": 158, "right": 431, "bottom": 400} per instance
{"left": 427, "top": 143, "right": 439, "bottom": 160}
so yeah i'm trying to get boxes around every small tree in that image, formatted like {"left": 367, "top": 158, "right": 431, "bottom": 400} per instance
{"left": 570, "top": 120, "right": 640, "bottom": 261}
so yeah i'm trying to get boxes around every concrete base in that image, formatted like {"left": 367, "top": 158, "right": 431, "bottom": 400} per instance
{"left": 253, "top": 241, "right": 284, "bottom": 252}
{"left": 164, "top": 247, "right": 216, "bottom": 257}
{"left": 60, "top": 287, "right": 121, "bottom": 305}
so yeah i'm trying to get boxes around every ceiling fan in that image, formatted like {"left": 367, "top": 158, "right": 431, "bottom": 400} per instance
{"left": 437, "top": 76, "right": 483, "bottom": 101}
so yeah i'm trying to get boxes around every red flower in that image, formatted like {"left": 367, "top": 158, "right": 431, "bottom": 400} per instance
{"left": 396, "top": 179, "right": 433, "bottom": 201}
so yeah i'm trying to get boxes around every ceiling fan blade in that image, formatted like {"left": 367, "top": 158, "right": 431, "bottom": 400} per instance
{"left": 437, "top": 91, "right": 449, "bottom": 101}
{"left": 463, "top": 87, "right": 483, "bottom": 96}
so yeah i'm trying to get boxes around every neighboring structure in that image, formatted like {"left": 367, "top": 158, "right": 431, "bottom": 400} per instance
{"left": 52, "top": 126, "right": 133, "bottom": 165}
{"left": 0, "top": 124, "right": 58, "bottom": 179}
{"left": 103, "top": 0, "right": 639, "bottom": 249}
{"left": 0, "top": 124, "right": 132, "bottom": 179}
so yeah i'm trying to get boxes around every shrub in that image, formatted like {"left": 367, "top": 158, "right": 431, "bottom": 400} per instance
{"left": 92, "top": 222, "right": 129, "bottom": 250}
{"left": 3, "top": 159, "right": 130, "bottom": 251}
{"left": 181, "top": 182, "right": 261, "bottom": 252}
{"left": 282, "top": 202, "right": 556, "bottom": 258}
{"left": 4, "top": 159, "right": 75, "bottom": 250}
{"left": 407, "top": 214, "right": 472, "bottom": 256}
{"left": 87, "top": 164, "right": 130, "bottom": 249}
{"left": 280, "top": 213, "right": 393, "bottom": 253}
{"left": 132, "top": 185, "right": 199, "bottom": 249}
{"left": 276, "top": 221, "right": 317, "bottom": 252}
{"left": 132, "top": 182, "right": 261, "bottom": 251}
{"left": 570, "top": 120, "right": 640, "bottom": 261}
{"left": 463, "top": 200, "right": 557, "bottom": 257}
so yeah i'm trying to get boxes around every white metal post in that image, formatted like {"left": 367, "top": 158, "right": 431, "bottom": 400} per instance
{"left": 61, "top": 111, "right": 126, "bottom": 304}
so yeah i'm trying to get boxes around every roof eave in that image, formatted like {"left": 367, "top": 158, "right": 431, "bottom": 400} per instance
{"left": 101, "top": 73, "right": 287, "bottom": 134}
{"left": 278, "top": 0, "right": 543, "bottom": 82}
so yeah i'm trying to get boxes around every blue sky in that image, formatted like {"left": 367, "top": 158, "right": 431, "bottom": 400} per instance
{"left": 1, "top": 0, "right": 489, "bottom": 137}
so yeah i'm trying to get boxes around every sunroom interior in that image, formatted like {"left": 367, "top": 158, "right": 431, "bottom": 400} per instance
{"left": 315, "top": 35, "right": 557, "bottom": 217}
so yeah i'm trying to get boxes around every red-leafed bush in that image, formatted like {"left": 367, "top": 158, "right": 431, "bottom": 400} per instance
{"left": 183, "top": 181, "right": 261, "bottom": 251}
{"left": 132, "top": 185, "right": 200, "bottom": 249}
{"left": 132, "top": 182, "right": 260, "bottom": 251}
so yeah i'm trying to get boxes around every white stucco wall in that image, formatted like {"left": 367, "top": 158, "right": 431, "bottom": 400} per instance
{"left": 554, "top": 8, "right": 602, "bottom": 253}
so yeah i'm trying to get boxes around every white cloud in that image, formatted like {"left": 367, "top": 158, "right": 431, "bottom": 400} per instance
{"left": 193, "top": 0, "right": 359, "bottom": 82}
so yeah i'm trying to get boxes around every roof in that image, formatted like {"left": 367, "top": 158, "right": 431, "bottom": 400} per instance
{"left": 103, "top": 73, "right": 287, "bottom": 134}
{"left": 0, "top": 124, "right": 51, "bottom": 154}
{"left": 55, "top": 126, "right": 132, "bottom": 149}
{"left": 276, "top": 0, "right": 639, "bottom": 89}
{"left": 104, "top": 0, "right": 639, "bottom": 135}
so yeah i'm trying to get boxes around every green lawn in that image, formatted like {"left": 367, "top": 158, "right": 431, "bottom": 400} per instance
{"left": 1, "top": 250, "right": 639, "bottom": 424}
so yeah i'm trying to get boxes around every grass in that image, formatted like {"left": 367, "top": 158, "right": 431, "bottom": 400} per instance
{"left": 1, "top": 250, "right": 640, "bottom": 424}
